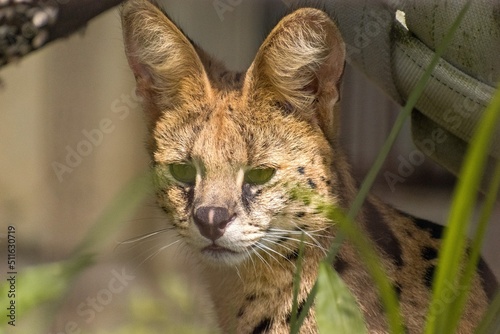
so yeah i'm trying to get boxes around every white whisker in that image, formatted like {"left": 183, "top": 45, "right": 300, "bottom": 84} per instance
{"left": 117, "top": 228, "right": 171, "bottom": 246}
{"left": 244, "top": 247, "right": 257, "bottom": 274}
{"left": 266, "top": 234, "right": 322, "bottom": 252}
{"left": 260, "top": 238, "right": 297, "bottom": 268}
{"left": 294, "top": 226, "right": 327, "bottom": 256}
{"left": 255, "top": 241, "right": 288, "bottom": 269}
{"left": 251, "top": 244, "right": 273, "bottom": 271}
{"left": 266, "top": 225, "right": 329, "bottom": 257}
{"left": 124, "top": 237, "right": 177, "bottom": 264}
{"left": 114, "top": 234, "right": 174, "bottom": 260}
{"left": 235, "top": 266, "right": 243, "bottom": 282}
{"left": 135, "top": 239, "right": 181, "bottom": 268}
{"left": 261, "top": 236, "right": 297, "bottom": 253}
{"left": 269, "top": 227, "right": 331, "bottom": 237}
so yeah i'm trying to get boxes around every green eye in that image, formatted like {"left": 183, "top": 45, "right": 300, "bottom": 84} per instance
{"left": 169, "top": 163, "right": 197, "bottom": 184}
{"left": 244, "top": 168, "right": 275, "bottom": 185}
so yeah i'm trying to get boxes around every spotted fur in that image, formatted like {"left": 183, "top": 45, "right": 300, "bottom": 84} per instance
{"left": 121, "top": 1, "right": 497, "bottom": 333}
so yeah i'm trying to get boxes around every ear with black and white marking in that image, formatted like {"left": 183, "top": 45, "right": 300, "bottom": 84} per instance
{"left": 244, "top": 8, "right": 345, "bottom": 141}
{"left": 121, "top": 0, "right": 212, "bottom": 129}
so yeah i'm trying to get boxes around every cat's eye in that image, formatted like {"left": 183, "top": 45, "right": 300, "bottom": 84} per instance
{"left": 169, "top": 163, "right": 197, "bottom": 184}
{"left": 244, "top": 168, "right": 275, "bottom": 185}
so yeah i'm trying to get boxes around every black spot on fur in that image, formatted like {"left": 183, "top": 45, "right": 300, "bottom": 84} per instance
{"left": 252, "top": 318, "right": 273, "bottom": 334}
{"left": 237, "top": 307, "right": 245, "bottom": 317}
{"left": 235, "top": 72, "right": 243, "bottom": 83}
{"left": 278, "top": 236, "right": 288, "bottom": 244}
{"left": 333, "top": 256, "right": 349, "bottom": 274}
{"left": 412, "top": 216, "right": 444, "bottom": 239}
{"left": 423, "top": 265, "right": 436, "bottom": 288}
{"left": 246, "top": 294, "right": 257, "bottom": 301}
{"left": 286, "top": 249, "right": 299, "bottom": 261}
{"left": 421, "top": 246, "right": 438, "bottom": 261}
{"left": 297, "top": 166, "right": 305, "bottom": 175}
{"left": 307, "top": 178, "right": 317, "bottom": 189}
{"left": 295, "top": 212, "right": 305, "bottom": 218}
{"left": 191, "top": 124, "right": 202, "bottom": 133}
{"left": 477, "top": 257, "right": 499, "bottom": 301}
{"left": 286, "top": 299, "right": 307, "bottom": 323}
{"left": 394, "top": 283, "right": 402, "bottom": 299}
{"left": 274, "top": 100, "right": 294, "bottom": 114}
{"left": 363, "top": 201, "right": 404, "bottom": 268}
{"left": 296, "top": 300, "right": 306, "bottom": 318}
{"left": 228, "top": 105, "right": 234, "bottom": 112}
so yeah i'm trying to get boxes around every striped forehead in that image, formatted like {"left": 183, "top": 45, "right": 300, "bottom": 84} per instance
{"left": 191, "top": 103, "right": 248, "bottom": 169}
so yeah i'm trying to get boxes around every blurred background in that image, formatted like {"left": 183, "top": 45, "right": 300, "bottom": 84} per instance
{"left": 1, "top": 0, "right": 498, "bottom": 332}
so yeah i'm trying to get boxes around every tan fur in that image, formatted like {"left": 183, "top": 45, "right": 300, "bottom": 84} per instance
{"left": 121, "top": 1, "right": 495, "bottom": 333}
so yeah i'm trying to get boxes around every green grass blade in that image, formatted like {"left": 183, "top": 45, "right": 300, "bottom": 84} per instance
{"left": 0, "top": 254, "right": 92, "bottom": 330}
{"left": 325, "top": 206, "right": 402, "bottom": 333}
{"left": 0, "top": 171, "right": 151, "bottom": 329}
{"left": 425, "top": 85, "right": 500, "bottom": 333}
{"left": 289, "top": 236, "right": 306, "bottom": 334}
{"left": 447, "top": 161, "right": 500, "bottom": 331}
{"left": 476, "top": 290, "right": 500, "bottom": 334}
{"left": 295, "top": 281, "right": 318, "bottom": 331}
{"left": 315, "top": 5, "right": 470, "bottom": 332}
{"left": 290, "top": 190, "right": 401, "bottom": 332}
{"left": 316, "top": 262, "right": 368, "bottom": 334}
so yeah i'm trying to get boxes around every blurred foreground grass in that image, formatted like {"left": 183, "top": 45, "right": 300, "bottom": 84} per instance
{"left": 1, "top": 3, "right": 499, "bottom": 333}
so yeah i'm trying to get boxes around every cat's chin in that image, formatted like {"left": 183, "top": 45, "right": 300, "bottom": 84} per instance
{"left": 198, "top": 245, "right": 249, "bottom": 266}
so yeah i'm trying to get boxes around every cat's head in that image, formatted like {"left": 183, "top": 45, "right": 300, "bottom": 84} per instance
{"left": 122, "top": 0, "right": 346, "bottom": 266}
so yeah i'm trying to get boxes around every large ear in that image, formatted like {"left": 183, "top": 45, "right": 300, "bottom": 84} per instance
{"left": 243, "top": 8, "right": 345, "bottom": 142}
{"left": 121, "top": 0, "right": 212, "bottom": 128}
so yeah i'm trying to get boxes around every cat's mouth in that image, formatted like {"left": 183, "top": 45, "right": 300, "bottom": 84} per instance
{"left": 200, "top": 243, "right": 248, "bottom": 265}
{"left": 202, "top": 244, "right": 237, "bottom": 254}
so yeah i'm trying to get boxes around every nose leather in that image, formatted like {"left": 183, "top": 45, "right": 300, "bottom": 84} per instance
{"left": 194, "top": 206, "right": 234, "bottom": 241}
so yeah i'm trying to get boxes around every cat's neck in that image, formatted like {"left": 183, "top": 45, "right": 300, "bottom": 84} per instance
{"left": 200, "top": 239, "right": 329, "bottom": 332}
